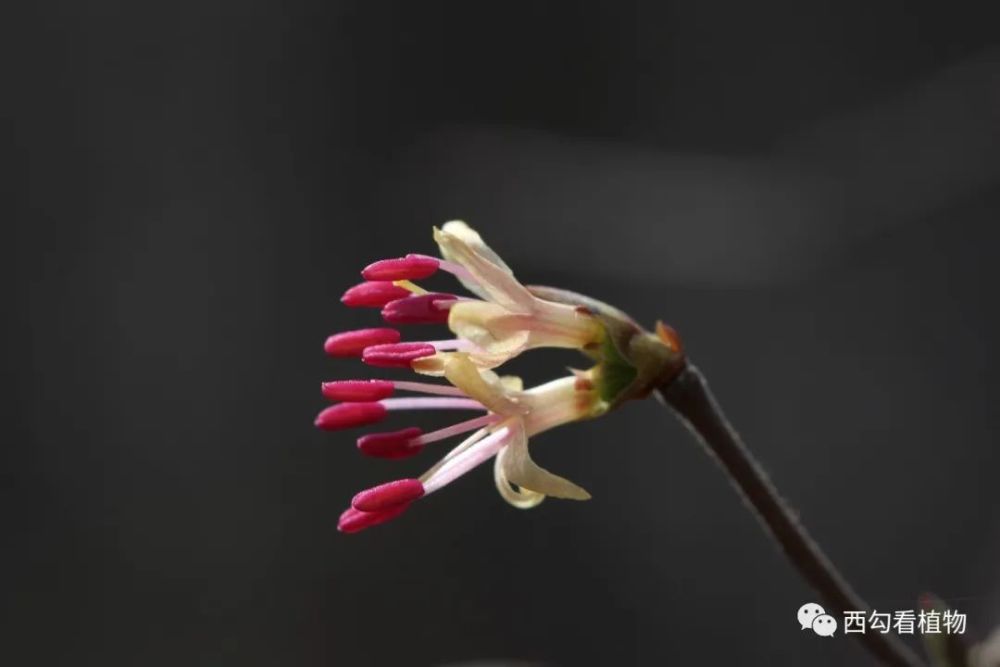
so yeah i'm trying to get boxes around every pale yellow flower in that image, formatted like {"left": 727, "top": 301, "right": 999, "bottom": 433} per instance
{"left": 319, "top": 222, "right": 683, "bottom": 533}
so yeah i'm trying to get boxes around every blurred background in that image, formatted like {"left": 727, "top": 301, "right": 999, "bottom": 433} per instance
{"left": 6, "top": 1, "right": 1000, "bottom": 665}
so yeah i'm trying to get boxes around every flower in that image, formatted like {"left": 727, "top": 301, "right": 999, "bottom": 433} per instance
{"left": 318, "top": 222, "right": 685, "bottom": 533}
{"left": 323, "top": 354, "right": 603, "bottom": 533}
{"left": 337, "top": 220, "right": 606, "bottom": 374}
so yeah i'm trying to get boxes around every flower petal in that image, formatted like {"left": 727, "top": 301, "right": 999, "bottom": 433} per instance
{"left": 434, "top": 222, "right": 533, "bottom": 311}
{"left": 447, "top": 300, "right": 531, "bottom": 357}
{"left": 440, "top": 220, "right": 514, "bottom": 272}
{"left": 497, "top": 420, "right": 591, "bottom": 501}
{"left": 499, "top": 375, "right": 523, "bottom": 392}
{"left": 443, "top": 353, "right": 526, "bottom": 416}
{"left": 494, "top": 446, "right": 545, "bottom": 509}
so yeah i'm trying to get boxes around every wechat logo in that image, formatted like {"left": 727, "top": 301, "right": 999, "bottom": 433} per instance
{"left": 798, "top": 602, "right": 837, "bottom": 637}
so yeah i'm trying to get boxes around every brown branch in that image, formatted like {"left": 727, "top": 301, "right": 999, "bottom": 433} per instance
{"left": 656, "top": 363, "right": 926, "bottom": 667}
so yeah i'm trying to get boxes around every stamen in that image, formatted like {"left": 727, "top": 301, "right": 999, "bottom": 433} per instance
{"left": 357, "top": 427, "right": 424, "bottom": 459}
{"left": 352, "top": 478, "right": 425, "bottom": 512}
{"left": 381, "top": 293, "right": 458, "bottom": 324}
{"left": 392, "top": 380, "right": 466, "bottom": 396}
{"left": 337, "top": 503, "right": 412, "bottom": 533}
{"left": 380, "top": 397, "right": 485, "bottom": 411}
{"left": 418, "top": 427, "right": 490, "bottom": 482}
{"left": 392, "top": 279, "right": 428, "bottom": 295}
{"left": 362, "top": 342, "right": 436, "bottom": 367}
{"left": 422, "top": 426, "right": 512, "bottom": 494}
{"left": 362, "top": 253, "right": 476, "bottom": 284}
{"left": 411, "top": 414, "right": 500, "bottom": 446}
{"left": 341, "top": 281, "right": 411, "bottom": 307}
{"left": 362, "top": 254, "right": 440, "bottom": 281}
{"left": 325, "top": 328, "right": 401, "bottom": 357}
{"left": 321, "top": 379, "right": 395, "bottom": 402}
{"left": 314, "top": 402, "right": 388, "bottom": 431}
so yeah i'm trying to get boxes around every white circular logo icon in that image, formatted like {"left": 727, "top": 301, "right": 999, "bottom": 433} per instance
{"left": 812, "top": 613, "right": 838, "bottom": 637}
{"left": 797, "top": 602, "right": 826, "bottom": 630}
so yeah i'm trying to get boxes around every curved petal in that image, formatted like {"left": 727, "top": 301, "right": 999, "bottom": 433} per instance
{"left": 494, "top": 447, "right": 545, "bottom": 509}
{"left": 443, "top": 353, "right": 526, "bottom": 415}
{"left": 448, "top": 301, "right": 531, "bottom": 358}
{"left": 434, "top": 223, "right": 534, "bottom": 311}
{"left": 440, "top": 220, "right": 514, "bottom": 273}
{"left": 499, "top": 375, "right": 523, "bottom": 392}
{"left": 411, "top": 350, "right": 508, "bottom": 376}
{"left": 498, "top": 420, "right": 591, "bottom": 501}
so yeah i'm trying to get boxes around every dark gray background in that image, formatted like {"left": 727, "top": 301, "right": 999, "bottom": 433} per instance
{"left": 6, "top": 1, "right": 999, "bottom": 665}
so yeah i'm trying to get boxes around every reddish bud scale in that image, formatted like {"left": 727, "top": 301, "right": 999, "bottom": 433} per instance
{"left": 322, "top": 379, "right": 395, "bottom": 402}
{"left": 357, "top": 427, "right": 424, "bottom": 459}
{"left": 341, "top": 281, "right": 411, "bottom": 308}
{"left": 352, "top": 478, "right": 425, "bottom": 512}
{"left": 325, "top": 328, "right": 401, "bottom": 357}
{"left": 337, "top": 503, "right": 412, "bottom": 534}
{"left": 362, "top": 254, "right": 440, "bottom": 281}
{"left": 381, "top": 293, "right": 457, "bottom": 324}
{"left": 362, "top": 342, "right": 436, "bottom": 368}
{"left": 655, "top": 320, "right": 684, "bottom": 355}
{"left": 314, "top": 402, "right": 388, "bottom": 431}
